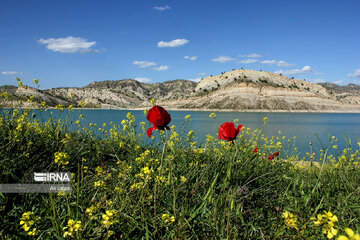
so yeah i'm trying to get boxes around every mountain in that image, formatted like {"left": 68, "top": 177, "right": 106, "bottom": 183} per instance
{"left": 2, "top": 69, "right": 360, "bottom": 112}
{"left": 46, "top": 79, "right": 197, "bottom": 108}
{"left": 319, "top": 82, "right": 360, "bottom": 104}
{"left": 158, "top": 69, "right": 360, "bottom": 111}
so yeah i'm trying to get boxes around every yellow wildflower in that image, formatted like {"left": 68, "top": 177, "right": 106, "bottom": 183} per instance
{"left": 54, "top": 152, "right": 70, "bottom": 166}
{"left": 27, "top": 228, "right": 39, "bottom": 236}
{"left": 161, "top": 214, "right": 175, "bottom": 224}
{"left": 150, "top": 98, "right": 157, "bottom": 105}
{"left": 180, "top": 176, "right": 187, "bottom": 183}
{"left": 282, "top": 211, "right": 299, "bottom": 230}
{"left": 102, "top": 210, "right": 117, "bottom": 229}
{"left": 20, "top": 212, "right": 40, "bottom": 232}
{"left": 337, "top": 228, "right": 360, "bottom": 240}
{"left": 94, "top": 180, "right": 105, "bottom": 188}
{"left": 311, "top": 211, "right": 339, "bottom": 239}
{"left": 55, "top": 104, "right": 64, "bottom": 110}
{"left": 209, "top": 112, "right": 216, "bottom": 120}
{"left": 263, "top": 117, "right": 268, "bottom": 124}
{"left": 86, "top": 205, "right": 98, "bottom": 216}
{"left": 62, "top": 219, "right": 83, "bottom": 238}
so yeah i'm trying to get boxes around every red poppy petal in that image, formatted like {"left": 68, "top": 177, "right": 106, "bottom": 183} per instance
{"left": 219, "top": 122, "right": 236, "bottom": 141}
{"left": 147, "top": 105, "right": 171, "bottom": 128}
{"left": 235, "top": 124, "right": 243, "bottom": 137}
{"left": 147, "top": 126, "right": 157, "bottom": 138}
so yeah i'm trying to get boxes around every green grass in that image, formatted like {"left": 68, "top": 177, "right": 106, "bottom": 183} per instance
{"left": 0, "top": 98, "right": 360, "bottom": 239}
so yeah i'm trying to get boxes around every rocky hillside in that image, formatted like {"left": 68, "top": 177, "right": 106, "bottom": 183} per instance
{"left": 158, "top": 69, "right": 360, "bottom": 111}
{"left": 319, "top": 82, "right": 360, "bottom": 104}
{"left": 46, "top": 79, "right": 197, "bottom": 108}
{"left": 2, "top": 69, "right": 360, "bottom": 111}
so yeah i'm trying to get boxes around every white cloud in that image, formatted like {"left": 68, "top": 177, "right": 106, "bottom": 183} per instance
{"left": 189, "top": 77, "right": 202, "bottom": 82}
{"left": 135, "top": 77, "right": 152, "bottom": 83}
{"left": 38, "top": 36, "right": 98, "bottom": 53}
{"left": 247, "top": 53, "right": 262, "bottom": 58}
{"left": 157, "top": 39, "right": 189, "bottom": 48}
{"left": 277, "top": 60, "right": 294, "bottom": 67}
{"left": 348, "top": 69, "right": 360, "bottom": 78}
{"left": 133, "top": 60, "right": 157, "bottom": 68}
{"left": 312, "top": 78, "right": 325, "bottom": 83}
{"left": 2, "top": 71, "right": 21, "bottom": 75}
{"left": 239, "top": 53, "right": 262, "bottom": 58}
{"left": 153, "top": 65, "right": 169, "bottom": 71}
{"left": 198, "top": 72, "right": 207, "bottom": 76}
{"left": 238, "top": 59, "right": 258, "bottom": 64}
{"left": 275, "top": 65, "right": 313, "bottom": 75}
{"left": 184, "top": 56, "right": 197, "bottom": 61}
{"left": 154, "top": 5, "right": 170, "bottom": 11}
{"left": 212, "top": 55, "right": 236, "bottom": 63}
{"left": 261, "top": 60, "right": 277, "bottom": 65}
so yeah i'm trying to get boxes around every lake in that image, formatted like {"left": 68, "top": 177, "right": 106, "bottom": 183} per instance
{"left": 63, "top": 109, "right": 360, "bottom": 158}
{"left": 4, "top": 108, "right": 360, "bottom": 159}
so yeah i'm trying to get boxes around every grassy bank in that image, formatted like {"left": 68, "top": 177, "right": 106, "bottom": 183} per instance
{"left": 0, "top": 93, "right": 360, "bottom": 239}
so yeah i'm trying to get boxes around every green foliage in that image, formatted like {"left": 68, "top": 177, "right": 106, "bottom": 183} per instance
{"left": 0, "top": 97, "right": 359, "bottom": 239}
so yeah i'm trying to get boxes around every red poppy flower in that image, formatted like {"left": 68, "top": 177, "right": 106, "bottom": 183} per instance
{"left": 254, "top": 148, "right": 258, "bottom": 153}
{"left": 268, "top": 155, "right": 274, "bottom": 161}
{"left": 218, "top": 122, "right": 243, "bottom": 142}
{"left": 146, "top": 105, "right": 171, "bottom": 137}
{"left": 273, "top": 152, "right": 279, "bottom": 156}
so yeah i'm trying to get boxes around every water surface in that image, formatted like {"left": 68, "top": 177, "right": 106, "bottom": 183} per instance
{"left": 74, "top": 110, "right": 360, "bottom": 157}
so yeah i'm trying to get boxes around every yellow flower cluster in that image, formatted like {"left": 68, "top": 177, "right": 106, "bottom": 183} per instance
{"left": 209, "top": 112, "right": 216, "bottom": 120}
{"left": 263, "top": 117, "right": 269, "bottom": 124}
{"left": 282, "top": 211, "right": 299, "bottom": 230}
{"left": 161, "top": 214, "right": 175, "bottom": 224}
{"left": 135, "top": 150, "right": 151, "bottom": 163}
{"left": 19, "top": 212, "right": 40, "bottom": 235}
{"left": 311, "top": 211, "right": 339, "bottom": 239}
{"left": 54, "top": 152, "right": 70, "bottom": 166}
{"left": 136, "top": 166, "right": 154, "bottom": 180}
{"left": 130, "top": 182, "right": 145, "bottom": 190}
{"left": 95, "top": 166, "right": 104, "bottom": 175}
{"left": 55, "top": 104, "right": 64, "bottom": 111}
{"left": 102, "top": 210, "right": 117, "bottom": 229}
{"left": 61, "top": 133, "right": 71, "bottom": 144}
{"left": 94, "top": 180, "right": 106, "bottom": 188}
{"left": 180, "top": 176, "right": 187, "bottom": 183}
{"left": 86, "top": 205, "right": 98, "bottom": 220}
{"left": 338, "top": 228, "right": 360, "bottom": 240}
{"left": 155, "top": 175, "right": 166, "bottom": 183}
{"left": 63, "top": 219, "right": 83, "bottom": 238}
{"left": 150, "top": 98, "right": 157, "bottom": 105}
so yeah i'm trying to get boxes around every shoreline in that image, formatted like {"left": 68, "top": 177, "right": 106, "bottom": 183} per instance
{"left": 6, "top": 106, "right": 360, "bottom": 113}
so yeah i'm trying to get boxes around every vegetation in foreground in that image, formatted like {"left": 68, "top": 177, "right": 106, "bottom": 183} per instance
{"left": 0, "top": 79, "right": 360, "bottom": 239}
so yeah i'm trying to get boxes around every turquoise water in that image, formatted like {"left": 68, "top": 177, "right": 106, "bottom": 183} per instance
{"left": 4, "top": 109, "right": 360, "bottom": 158}
{"left": 71, "top": 110, "right": 360, "bottom": 157}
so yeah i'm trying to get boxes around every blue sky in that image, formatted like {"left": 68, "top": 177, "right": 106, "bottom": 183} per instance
{"left": 0, "top": 0, "right": 359, "bottom": 89}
